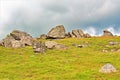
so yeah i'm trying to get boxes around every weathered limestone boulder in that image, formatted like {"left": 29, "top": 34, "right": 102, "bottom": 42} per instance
{"left": 103, "top": 30, "right": 113, "bottom": 36}
{"left": 69, "top": 29, "right": 91, "bottom": 38}
{"left": 99, "top": 63, "right": 118, "bottom": 73}
{"left": 40, "top": 34, "right": 47, "bottom": 39}
{"left": 11, "top": 40, "right": 25, "bottom": 48}
{"left": 1, "top": 35, "right": 15, "bottom": 48}
{"left": 0, "top": 30, "right": 33, "bottom": 48}
{"left": 10, "top": 30, "right": 33, "bottom": 46}
{"left": 47, "top": 25, "right": 66, "bottom": 39}
{"left": 45, "top": 41, "right": 58, "bottom": 49}
{"left": 65, "top": 33, "right": 71, "bottom": 38}
{"left": 33, "top": 41, "right": 46, "bottom": 53}
{"left": 68, "top": 32, "right": 76, "bottom": 38}
{"left": 72, "top": 29, "right": 84, "bottom": 38}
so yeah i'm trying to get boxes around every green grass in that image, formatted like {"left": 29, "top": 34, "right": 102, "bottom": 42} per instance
{"left": 0, "top": 37, "right": 120, "bottom": 80}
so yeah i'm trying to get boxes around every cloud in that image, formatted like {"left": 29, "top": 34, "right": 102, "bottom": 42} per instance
{"left": 0, "top": 0, "right": 120, "bottom": 39}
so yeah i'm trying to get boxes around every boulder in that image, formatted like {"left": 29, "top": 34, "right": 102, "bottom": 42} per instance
{"left": 69, "top": 29, "right": 91, "bottom": 38}
{"left": 1, "top": 35, "right": 15, "bottom": 48}
{"left": 68, "top": 32, "right": 76, "bottom": 38}
{"left": 33, "top": 41, "right": 46, "bottom": 53}
{"left": 65, "top": 33, "right": 71, "bottom": 38}
{"left": 40, "top": 34, "right": 47, "bottom": 39}
{"left": 72, "top": 30, "right": 81, "bottom": 38}
{"left": 45, "top": 41, "right": 58, "bottom": 49}
{"left": 0, "top": 30, "right": 33, "bottom": 48}
{"left": 11, "top": 40, "right": 25, "bottom": 48}
{"left": 47, "top": 25, "right": 66, "bottom": 39}
{"left": 78, "top": 29, "right": 84, "bottom": 37}
{"left": 10, "top": 30, "right": 33, "bottom": 46}
{"left": 99, "top": 63, "right": 118, "bottom": 73}
{"left": 103, "top": 30, "right": 113, "bottom": 36}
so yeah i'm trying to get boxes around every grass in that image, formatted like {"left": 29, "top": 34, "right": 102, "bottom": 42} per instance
{"left": 0, "top": 37, "right": 120, "bottom": 80}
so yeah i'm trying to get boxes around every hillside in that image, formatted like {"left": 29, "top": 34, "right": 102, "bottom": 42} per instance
{"left": 0, "top": 37, "right": 120, "bottom": 80}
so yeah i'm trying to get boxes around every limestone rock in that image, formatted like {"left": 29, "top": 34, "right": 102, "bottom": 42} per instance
{"left": 11, "top": 40, "right": 25, "bottom": 48}
{"left": 99, "top": 63, "right": 118, "bottom": 73}
{"left": 72, "top": 29, "right": 84, "bottom": 38}
{"left": 33, "top": 41, "right": 46, "bottom": 53}
{"left": 10, "top": 30, "right": 33, "bottom": 46}
{"left": 47, "top": 25, "right": 66, "bottom": 39}
{"left": 1, "top": 35, "right": 15, "bottom": 48}
{"left": 68, "top": 32, "right": 76, "bottom": 38}
{"left": 0, "top": 30, "right": 33, "bottom": 48}
{"left": 69, "top": 29, "right": 91, "bottom": 38}
{"left": 103, "top": 30, "right": 113, "bottom": 36}
{"left": 45, "top": 41, "right": 58, "bottom": 49}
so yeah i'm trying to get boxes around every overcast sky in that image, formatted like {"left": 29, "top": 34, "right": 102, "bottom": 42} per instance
{"left": 0, "top": 0, "right": 120, "bottom": 39}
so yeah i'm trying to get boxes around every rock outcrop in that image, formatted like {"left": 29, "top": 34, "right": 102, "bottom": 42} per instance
{"left": 103, "top": 30, "right": 113, "bottom": 36}
{"left": 68, "top": 29, "right": 91, "bottom": 38}
{"left": 0, "top": 30, "right": 33, "bottom": 48}
{"left": 99, "top": 63, "right": 118, "bottom": 73}
{"left": 33, "top": 41, "right": 46, "bottom": 53}
{"left": 47, "top": 25, "right": 66, "bottom": 39}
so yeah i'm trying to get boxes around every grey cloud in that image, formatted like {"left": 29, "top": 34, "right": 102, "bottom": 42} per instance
{"left": 0, "top": 0, "right": 120, "bottom": 39}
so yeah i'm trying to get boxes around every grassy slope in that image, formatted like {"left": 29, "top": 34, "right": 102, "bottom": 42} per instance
{"left": 0, "top": 37, "right": 120, "bottom": 80}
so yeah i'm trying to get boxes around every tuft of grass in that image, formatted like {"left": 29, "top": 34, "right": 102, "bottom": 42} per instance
{"left": 0, "top": 37, "right": 120, "bottom": 80}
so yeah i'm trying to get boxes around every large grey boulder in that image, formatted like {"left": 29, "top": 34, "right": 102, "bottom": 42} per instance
{"left": 69, "top": 29, "right": 91, "bottom": 38}
{"left": 11, "top": 40, "right": 25, "bottom": 48}
{"left": 99, "top": 63, "right": 118, "bottom": 73}
{"left": 10, "top": 30, "right": 33, "bottom": 46}
{"left": 0, "top": 30, "right": 33, "bottom": 48}
{"left": 47, "top": 25, "right": 66, "bottom": 39}
{"left": 103, "top": 30, "right": 113, "bottom": 36}
{"left": 72, "top": 29, "right": 84, "bottom": 38}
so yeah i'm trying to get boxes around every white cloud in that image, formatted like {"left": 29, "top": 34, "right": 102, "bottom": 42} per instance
{"left": 0, "top": 0, "right": 120, "bottom": 39}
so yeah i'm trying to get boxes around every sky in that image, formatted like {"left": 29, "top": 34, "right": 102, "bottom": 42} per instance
{"left": 0, "top": 0, "right": 120, "bottom": 39}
